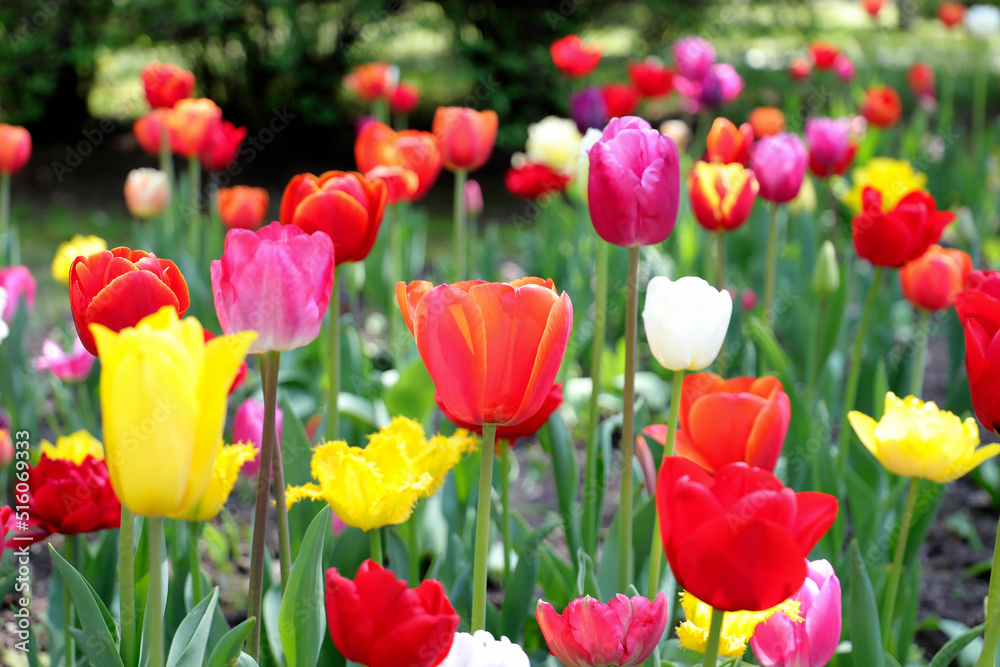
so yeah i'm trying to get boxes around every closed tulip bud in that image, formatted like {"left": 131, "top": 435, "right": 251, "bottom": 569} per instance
{"left": 217, "top": 186, "right": 269, "bottom": 230}
{"left": 0, "top": 124, "right": 32, "bottom": 175}
{"left": 688, "top": 161, "right": 758, "bottom": 232}
{"left": 907, "top": 63, "right": 936, "bottom": 101}
{"left": 862, "top": 0, "right": 883, "bottom": 15}
{"left": 643, "top": 276, "right": 732, "bottom": 371}
{"left": 900, "top": 244, "right": 971, "bottom": 311}
{"left": 812, "top": 240, "right": 840, "bottom": 296}
{"left": 232, "top": 397, "right": 284, "bottom": 477}
{"left": 141, "top": 62, "right": 195, "bottom": 109}
{"left": 550, "top": 35, "right": 602, "bottom": 78}
{"left": 440, "top": 630, "right": 529, "bottom": 667}
{"left": 464, "top": 179, "right": 483, "bottom": 216}
{"left": 938, "top": 1, "right": 966, "bottom": 28}
{"left": 659, "top": 119, "right": 691, "bottom": 152}
{"left": 51, "top": 234, "right": 106, "bottom": 284}
{"left": 165, "top": 98, "right": 222, "bottom": 157}
{"left": 672, "top": 36, "right": 716, "bottom": 81}
{"left": 433, "top": 107, "right": 499, "bottom": 172}
{"left": 124, "top": 168, "right": 170, "bottom": 219}
{"left": 751, "top": 132, "right": 808, "bottom": 203}
{"left": 805, "top": 117, "right": 854, "bottom": 178}
{"left": 525, "top": 116, "right": 583, "bottom": 174}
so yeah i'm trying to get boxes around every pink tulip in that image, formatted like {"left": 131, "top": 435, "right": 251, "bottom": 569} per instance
{"left": 805, "top": 117, "right": 852, "bottom": 176}
{"left": 751, "top": 132, "right": 808, "bottom": 204}
{"left": 232, "top": 397, "right": 284, "bottom": 477}
{"left": 751, "top": 559, "right": 842, "bottom": 667}
{"left": 465, "top": 179, "right": 483, "bottom": 216}
{"left": 0, "top": 266, "right": 36, "bottom": 320}
{"left": 212, "top": 221, "right": 335, "bottom": 353}
{"left": 672, "top": 36, "right": 716, "bottom": 81}
{"left": 713, "top": 63, "right": 744, "bottom": 104}
{"left": 833, "top": 54, "right": 855, "bottom": 82}
{"left": 331, "top": 510, "right": 347, "bottom": 536}
{"left": 33, "top": 336, "right": 95, "bottom": 383}
{"left": 587, "top": 116, "right": 680, "bottom": 247}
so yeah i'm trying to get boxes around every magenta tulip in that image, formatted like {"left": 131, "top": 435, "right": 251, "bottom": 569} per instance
{"left": 751, "top": 559, "right": 842, "bottom": 667}
{"left": 751, "top": 132, "right": 808, "bottom": 204}
{"left": 33, "top": 336, "right": 95, "bottom": 383}
{"left": 0, "top": 266, "right": 36, "bottom": 320}
{"left": 232, "top": 397, "right": 285, "bottom": 477}
{"left": 212, "top": 221, "right": 335, "bottom": 353}
{"left": 587, "top": 116, "right": 680, "bottom": 247}
{"left": 672, "top": 36, "right": 716, "bottom": 81}
{"left": 833, "top": 54, "right": 855, "bottom": 82}
{"left": 805, "top": 117, "right": 851, "bottom": 177}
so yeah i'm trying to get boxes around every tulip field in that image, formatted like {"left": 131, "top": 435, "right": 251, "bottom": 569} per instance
{"left": 5, "top": 1, "right": 1000, "bottom": 666}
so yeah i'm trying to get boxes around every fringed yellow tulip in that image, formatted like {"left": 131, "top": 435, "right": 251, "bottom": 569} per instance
{"left": 286, "top": 417, "right": 478, "bottom": 531}
{"left": 843, "top": 157, "right": 926, "bottom": 212}
{"left": 92, "top": 306, "right": 255, "bottom": 517}
{"left": 676, "top": 591, "right": 802, "bottom": 657}
{"left": 170, "top": 443, "right": 256, "bottom": 522}
{"left": 848, "top": 393, "right": 1000, "bottom": 483}
{"left": 40, "top": 430, "right": 104, "bottom": 463}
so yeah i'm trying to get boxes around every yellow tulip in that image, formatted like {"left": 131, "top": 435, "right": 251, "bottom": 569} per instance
{"left": 848, "top": 392, "right": 1000, "bottom": 483}
{"left": 676, "top": 591, "right": 802, "bottom": 657}
{"left": 40, "top": 430, "right": 104, "bottom": 464}
{"left": 170, "top": 443, "right": 256, "bottom": 522}
{"left": 843, "top": 158, "right": 927, "bottom": 213}
{"left": 286, "top": 417, "right": 478, "bottom": 531}
{"left": 52, "top": 234, "right": 107, "bottom": 284}
{"left": 91, "top": 306, "right": 255, "bottom": 517}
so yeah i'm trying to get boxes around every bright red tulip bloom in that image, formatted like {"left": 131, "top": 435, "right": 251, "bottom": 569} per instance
{"left": 141, "top": 62, "right": 195, "bottom": 109}
{"left": 601, "top": 84, "right": 641, "bottom": 118}
{"left": 862, "top": 0, "right": 883, "bottom": 15}
{"left": 588, "top": 116, "right": 680, "bottom": 247}
{"left": 212, "top": 222, "right": 335, "bottom": 353}
{"left": 217, "top": 186, "right": 269, "bottom": 230}
{"left": 900, "top": 244, "right": 971, "bottom": 311}
{"left": 536, "top": 593, "right": 668, "bottom": 667}
{"left": 852, "top": 187, "right": 954, "bottom": 267}
{"left": 751, "top": 132, "right": 808, "bottom": 203}
{"left": 280, "top": 171, "right": 387, "bottom": 265}
{"left": 389, "top": 82, "right": 420, "bottom": 114}
{"left": 938, "top": 1, "right": 966, "bottom": 27}
{"left": 343, "top": 62, "right": 399, "bottom": 102}
{"left": 433, "top": 107, "right": 499, "bottom": 172}
{"left": 861, "top": 85, "right": 902, "bottom": 128}
{"left": 355, "top": 121, "right": 443, "bottom": 201}
{"left": 23, "top": 452, "right": 120, "bottom": 544}
{"left": 809, "top": 42, "right": 839, "bottom": 69}
{"left": 688, "top": 161, "right": 758, "bottom": 232}
{"left": 551, "top": 35, "right": 601, "bottom": 77}
{"left": 628, "top": 59, "right": 675, "bottom": 97}
{"left": 658, "top": 457, "right": 838, "bottom": 612}
{"left": 165, "top": 98, "right": 223, "bottom": 157}
{"left": 957, "top": 271, "right": 1000, "bottom": 433}
{"left": 907, "top": 63, "right": 936, "bottom": 101}
{"left": 436, "top": 382, "right": 563, "bottom": 447}
{"left": 364, "top": 165, "right": 419, "bottom": 205}
{"left": 199, "top": 120, "right": 247, "bottom": 171}
{"left": 748, "top": 107, "right": 786, "bottom": 138}
{"left": 133, "top": 109, "right": 169, "bottom": 157}
{"left": 0, "top": 124, "right": 32, "bottom": 175}
{"left": 69, "top": 247, "right": 190, "bottom": 356}
{"left": 789, "top": 58, "right": 812, "bottom": 81}
{"left": 505, "top": 162, "right": 570, "bottom": 200}
{"left": 325, "top": 559, "right": 458, "bottom": 667}
{"left": 397, "top": 278, "right": 572, "bottom": 427}
{"left": 705, "top": 117, "right": 753, "bottom": 165}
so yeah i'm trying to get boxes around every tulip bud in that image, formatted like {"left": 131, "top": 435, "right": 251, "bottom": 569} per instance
{"left": 642, "top": 276, "right": 732, "bottom": 371}
{"left": 812, "top": 240, "right": 840, "bottom": 296}
{"left": 464, "top": 179, "right": 483, "bottom": 216}
{"left": 0, "top": 124, "right": 32, "bottom": 175}
{"left": 232, "top": 397, "right": 284, "bottom": 477}
{"left": 124, "top": 168, "right": 171, "bottom": 219}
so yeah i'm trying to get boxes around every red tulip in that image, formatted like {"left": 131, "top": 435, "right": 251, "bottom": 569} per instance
{"left": 325, "top": 559, "right": 458, "bottom": 667}
{"left": 69, "top": 247, "right": 190, "bottom": 356}
{"left": 852, "top": 187, "right": 954, "bottom": 268}
{"left": 364, "top": 165, "right": 419, "bottom": 205}
{"left": 0, "top": 124, "right": 32, "bottom": 175}
{"left": 861, "top": 85, "right": 902, "bottom": 128}
{"left": 505, "top": 162, "right": 570, "bottom": 200}
{"left": 957, "top": 271, "right": 1000, "bottom": 433}
{"left": 688, "top": 161, "right": 758, "bottom": 232}
{"left": 789, "top": 58, "right": 812, "bottom": 82}
{"left": 217, "top": 186, "right": 269, "bottom": 230}
{"left": 22, "top": 450, "right": 120, "bottom": 544}
{"left": 343, "top": 62, "right": 399, "bottom": 102}
{"left": 133, "top": 109, "right": 169, "bottom": 157}
{"left": 657, "top": 457, "right": 839, "bottom": 611}
{"left": 433, "top": 107, "right": 499, "bottom": 172}
{"left": 280, "top": 171, "right": 387, "bottom": 265}
{"left": 907, "top": 63, "right": 936, "bottom": 101}
{"left": 389, "top": 82, "right": 420, "bottom": 114}
{"left": 628, "top": 58, "right": 675, "bottom": 97}
{"left": 862, "top": 0, "right": 883, "bottom": 15}
{"left": 141, "top": 62, "right": 195, "bottom": 109}
{"left": 355, "top": 121, "right": 443, "bottom": 201}
{"left": 397, "top": 278, "right": 572, "bottom": 427}
{"left": 601, "top": 84, "right": 641, "bottom": 118}
{"left": 551, "top": 35, "right": 601, "bottom": 78}
{"left": 900, "top": 244, "right": 971, "bottom": 312}
{"left": 165, "top": 98, "right": 223, "bottom": 157}
{"left": 199, "top": 120, "right": 247, "bottom": 171}
{"left": 436, "top": 382, "right": 563, "bottom": 448}
{"left": 938, "top": 1, "right": 966, "bottom": 27}
{"left": 705, "top": 117, "right": 753, "bottom": 165}
{"left": 809, "top": 42, "right": 839, "bottom": 69}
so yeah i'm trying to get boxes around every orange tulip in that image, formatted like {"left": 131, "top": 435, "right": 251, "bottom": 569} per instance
{"left": 900, "top": 245, "right": 972, "bottom": 312}
{"left": 343, "top": 62, "right": 399, "bottom": 102}
{"left": 747, "top": 106, "right": 786, "bottom": 138}
{"left": 280, "top": 171, "right": 386, "bottom": 265}
{"left": 432, "top": 107, "right": 499, "bottom": 172}
{"left": 165, "top": 98, "right": 222, "bottom": 157}
{"left": 397, "top": 277, "right": 572, "bottom": 427}
{"left": 0, "top": 124, "right": 31, "bottom": 175}
{"left": 133, "top": 109, "right": 169, "bottom": 157}
{"left": 218, "top": 186, "right": 269, "bottom": 230}
{"left": 704, "top": 117, "right": 753, "bottom": 165}
{"left": 364, "top": 166, "right": 419, "bottom": 205}
{"left": 355, "top": 122, "right": 442, "bottom": 201}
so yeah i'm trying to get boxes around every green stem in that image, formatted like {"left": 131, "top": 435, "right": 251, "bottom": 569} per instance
{"left": 266, "top": 353, "right": 292, "bottom": 592}
{"left": 373, "top": 98, "right": 389, "bottom": 126}
{"left": 764, "top": 204, "right": 779, "bottom": 329}
{"left": 714, "top": 231, "right": 725, "bottom": 289}
{"left": 837, "top": 266, "right": 883, "bottom": 471}
{"left": 119, "top": 506, "right": 136, "bottom": 667}
{"left": 327, "top": 268, "right": 341, "bottom": 442}
{"left": 583, "top": 240, "right": 609, "bottom": 557}
{"left": 471, "top": 423, "right": 498, "bottom": 632}
{"left": 646, "top": 369, "right": 685, "bottom": 601}
{"left": 406, "top": 515, "right": 420, "bottom": 583}
{"left": 147, "top": 517, "right": 165, "bottom": 667}
{"left": 188, "top": 521, "right": 203, "bottom": 605}
{"left": 501, "top": 440, "right": 511, "bottom": 586}
{"left": 806, "top": 297, "right": 828, "bottom": 403}
{"left": 910, "top": 310, "right": 931, "bottom": 398}
{"left": 247, "top": 350, "right": 281, "bottom": 659}
{"left": 0, "top": 171, "right": 10, "bottom": 267}
{"left": 703, "top": 607, "right": 725, "bottom": 667}
{"left": 976, "top": 512, "right": 1000, "bottom": 667}
{"left": 369, "top": 528, "right": 383, "bottom": 565}
{"left": 453, "top": 170, "right": 468, "bottom": 281}
{"left": 388, "top": 204, "right": 402, "bottom": 349}
{"left": 63, "top": 535, "right": 76, "bottom": 667}
{"left": 158, "top": 126, "right": 175, "bottom": 245}
{"left": 618, "top": 245, "right": 640, "bottom": 592}
{"left": 973, "top": 54, "right": 989, "bottom": 163}
{"left": 187, "top": 156, "right": 201, "bottom": 251}
{"left": 882, "top": 477, "right": 920, "bottom": 651}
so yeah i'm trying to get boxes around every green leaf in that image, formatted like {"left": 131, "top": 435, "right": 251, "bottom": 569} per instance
{"left": 501, "top": 518, "right": 559, "bottom": 643}
{"left": 47, "top": 544, "right": 124, "bottom": 667}
{"left": 166, "top": 588, "right": 219, "bottom": 667}
{"left": 744, "top": 315, "right": 796, "bottom": 380}
{"left": 929, "top": 624, "right": 986, "bottom": 667}
{"left": 872, "top": 358, "right": 889, "bottom": 421}
{"left": 539, "top": 415, "right": 581, "bottom": 568}
{"left": 236, "top": 653, "right": 260, "bottom": 667}
{"left": 848, "top": 540, "right": 885, "bottom": 667}
{"left": 281, "top": 393, "right": 323, "bottom": 559}
{"left": 382, "top": 359, "right": 435, "bottom": 421}
{"left": 575, "top": 549, "right": 600, "bottom": 600}
{"left": 206, "top": 619, "right": 256, "bottom": 667}
{"left": 280, "top": 505, "right": 331, "bottom": 667}
{"left": 262, "top": 585, "right": 285, "bottom": 666}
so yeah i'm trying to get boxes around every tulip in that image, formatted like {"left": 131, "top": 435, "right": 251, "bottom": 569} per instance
{"left": 343, "top": 61, "right": 399, "bottom": 102}
{"left": 124, "top": 168, "right": 170, "bottom": 219}
{"left": 601, "top": 83, "right": 641, "bottom": 118}
{"left": 0, "top": 291, "right": 10, "bottom": 345}
{"left": 740, "top": 288, "right": 758, "bottom": 311}
{"left": 752, "top": 132, "right": 808, "bottom": 203}
{"left": 852, "top": 187, "right": 954, "bottom": 268}
{"left": 141, "top": 62, "right": 195, "bottom": 109}
{"left": 908, "top": 63, "right": 936, "bottom": 101}
{"left": 169, "top": 443, "right": 256, "bottom": 522}
{"left": 809, "top": 42, "right": 839, "bottom": 69}
{"left": 355, "top": 121, "right": 443, "bottom": 202}
{"left": 389, "top": 81, "right": 420, "bottom": 114}
{"left": 199, "top": 120, "right": 247, "bottom": 171}
{"left": 672, "top": 36, "right": 716, "bottom": 81}
{"left": 938, "top": 1, "right": 966, "bottom": 27}
{"left": 861, "top": 85, "right": 902, "bottom": 128}
{"left": 436, "top": 382, "right": 563, "bottom": 447}
{"left": 643, "top": 277, "right": 733, "bottom": 372}
{"left": 957, "top": 271, "right": 1000, "bottom": 434}
{"left": 805, "top": 117, "right": 855, "bottom": 177}
{"left": 588, "top": 116, "right": 681, "bottom": 247}
{"left": 628, "top": 58, "right": 675, "bottom": 97}
{"left": 0, "top": 124, "right": 32, "bottom": 175}
{"left": 900, "top": 245, "right": 971, "bottom": 312}
{"left": 326, "top": 559, "right": 459, "bottom": 667}
{"left": 202, "top": 329, "right": 246, "bottom": 393}
{"left": 751, "top": 559, "right": 843, "bottom": 667}
{"left": 844, "top": 157, "right": 927, "bottom": 213}
{"left": 232, "top": 397, "right": 284, "bottom": 477}
{"left": 365, "top": 165, "right": 419, "bottom": 204}
{"left": 505, "top": 162, "right": 570, "bottom": 200}
{"left": 217, "top": 186, "right": 269, "bottom": 230}
{"left": 525, "top": 116, "right": 583, "bottom": 174}
{"left": 705, "top": 117, "right": 753, "bottom": 165}
{"left": 688, "top": 161, "right": 759, "bottom": 232}
{"left": 813, "top": 240, "right": 841, "bottom": 296}
{"left": 212, "top": 222, "right": 335, "bottom": 353}
{"left": 51, "top": 235, "right": 106, "bottom": 284}
{"left": 550, "top": 35, "right": 601, "bottom": 77}
{"left": 657, "top": 457, "right": 838, "bottom": 611}
{"left": 69, "top": 247, "right": 190, "bottom": 356}
{"left": 34, "top": 336, "right": 95, "bottom": 383}
{"left": 465, "top": 179, "right": 484, "bottom": 216}
{"left": 710, "top": 63, "right": 744, "bottom": 105}
{"left": 789, "top": 58, "right": 812, "bottom": 81}
{"left": 748, "top": 106, "right": 786, "bottom": 138}
{"left": 0, "top": 265, "right": 36, "bottom": 320}
{"left": 433, "top": 107, "right": 499, "bottom": 172}
{"left": 659, "top": 119, "right": 691, "bottom": 152}
{"left": 440, "top": 630, "right": 529, "bottom": 667}
{"left": 966, "top": 4, "right": 1000, "bottom": 37}
{"left": 536, "top": 593, "right": 668, "bottom": 667}
{"left": 862, "top": 0, "right": 883, "bottom": 15}
{"left": 834, "top": 54, "right": 855, "bottom": 82}
{"left": 569, "top": 87, "right": 609, "bottom": 133}
{"left": 0, "top": 430, "right": 11, "bottom": 468}
{"left": 676, "top": 590, "right": 803, "bottom": 658}
{"left": 132, "top": 109, "right": 169, "bottom": 157}
{"left": 165, "top": 98, "right": 222, "bottom": 157}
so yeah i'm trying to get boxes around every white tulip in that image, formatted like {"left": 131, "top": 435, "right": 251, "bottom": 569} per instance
{"left": 574, "top": 127, "right": 604, "bottom": 199}
{"left": 642, "top": 276, "right": 732, "bottom": 371}
{"left": 438, "top": 630, "right": 530, "bottom": 667}
{"left": 526, "top": 116, "right": 582, "bottom": 173}
{"left": 0, "top": 287, "right": 8, "bottom": 345}
{"left": 966, "top": 4, "right": 1000, "bottom": 38}
{"left": 124, "top": 168, "right": 170, "bottom": 219}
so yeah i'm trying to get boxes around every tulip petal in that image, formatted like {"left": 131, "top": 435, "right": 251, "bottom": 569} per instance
{"left": 744, "top": 391, "right": 791, "bottom": 471}
{"left": 847, "top": 410, "right": 880, "bottom": 460}
{"left": 509, "top": 291, "right": 573, "bottom": 426}
{"left": 790, "top": 491, "right": 840, "bottom": 554}
{"left": 537, "top": 600, "right": 593, "bottom": 667}
{"left": 686, "top": 392, "right": 768, "bottom": 472}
